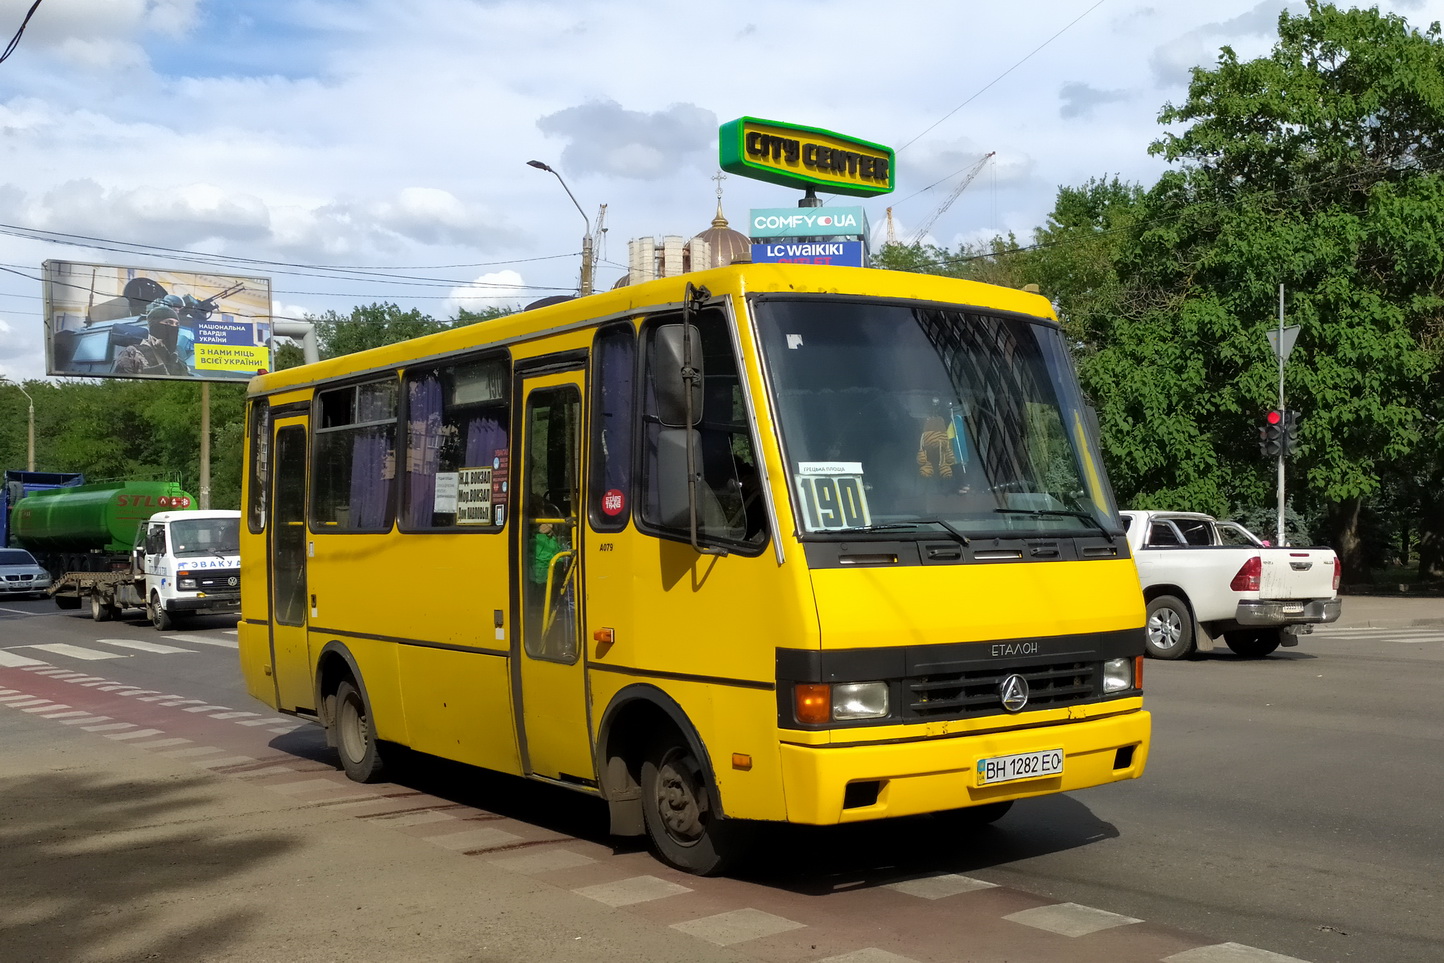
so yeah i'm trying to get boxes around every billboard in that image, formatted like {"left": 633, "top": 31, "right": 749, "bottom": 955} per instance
{"left": 43, "top": 260, "right": 273, "bottom": 382}
{"left": 750, "top": 240, "right": 866, "bottom": 267}
{"left": 749, "top": 206, "right": 869, "bottom": 239}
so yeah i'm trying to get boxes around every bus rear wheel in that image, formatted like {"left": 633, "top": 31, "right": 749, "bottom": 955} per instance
{"left": 641, "top": 738, "right": 734, "bottom": 876}
{"left": 335, "top": 680, "right": 386, "bottom": 783}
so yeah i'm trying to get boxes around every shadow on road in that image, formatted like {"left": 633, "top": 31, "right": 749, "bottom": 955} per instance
{"left": 0, "top": 767, "right": 293, "bottom": 962}
{"left": 266, "top": 729, "right": 1117, "bottom": 892}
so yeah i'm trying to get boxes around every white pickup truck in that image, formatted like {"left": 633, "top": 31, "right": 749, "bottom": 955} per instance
{"left": 1120, "top": 510, "right": 1342, "bottom": 659}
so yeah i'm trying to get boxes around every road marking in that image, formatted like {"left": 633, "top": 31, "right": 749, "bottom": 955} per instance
{"left": 95, "top": 638, "right": 196, "bottom": 655}
{"left": 135, "top": 738, "right": 194, "bottom": 750}
{"left": 1164, "top": 943, "right": 1312, "bottom": 962}
{"left": 105, "top": 728, "right": 165, "bottom": 740}
{"left": 1004, "top": 902, "right": 1142, "bottom": 937}
{"left": 167, "top": 633, "right": 239, "bottom": 649}
{"left": 81, "top": 722, "right": 138, "bottom": 732}
{"left": 26, "top": 643, "right": 126, "bottom": 661}
{"left": 0, "top": 651, "right": 46, "bottom": 667}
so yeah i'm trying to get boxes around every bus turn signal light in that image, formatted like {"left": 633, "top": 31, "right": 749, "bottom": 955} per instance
{"left": 794, "top": 683, "right": 830, "bottom": 725}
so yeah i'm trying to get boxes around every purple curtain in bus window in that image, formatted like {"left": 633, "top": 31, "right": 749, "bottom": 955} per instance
{"left": 407, "top": 376, "right": 443, "bottom": 524}
{"left": 349, "top": 428, "right": 391, "bottom": 528}
{"left": 347, "top": 384, "right": 396, "bottom": 529}
{"left": 465, "top": 416, "right": 506, "bottom": 466}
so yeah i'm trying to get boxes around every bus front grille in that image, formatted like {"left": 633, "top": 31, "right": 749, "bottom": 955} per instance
{"left": 905, "top": 661, "right": 1096, "bottom": 719}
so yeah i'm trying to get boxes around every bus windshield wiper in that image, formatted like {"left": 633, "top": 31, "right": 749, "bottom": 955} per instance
{"left": 853, "top": 518, "right": 970, "bottom": 546}
{"left": 993, "top": 507, "right": 1116, "bottom": 541}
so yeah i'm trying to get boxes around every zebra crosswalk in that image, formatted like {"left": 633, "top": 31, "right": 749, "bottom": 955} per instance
{"left": 0, "top": 630, "right": 239, "bottom": 667}
{"left": 1310, "top": 625, "right": 1444, "bottom": 644}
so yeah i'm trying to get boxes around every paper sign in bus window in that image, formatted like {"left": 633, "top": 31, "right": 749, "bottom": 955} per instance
{"left": 456, "top": 467, "right": 494, "bottom": 525}
{"left": 795, "top": 462, "right": 871, "bottom": 531}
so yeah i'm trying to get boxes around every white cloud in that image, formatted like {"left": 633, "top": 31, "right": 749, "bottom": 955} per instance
{"left": 0, "top": 0, "right": 1441, "bottom": 385}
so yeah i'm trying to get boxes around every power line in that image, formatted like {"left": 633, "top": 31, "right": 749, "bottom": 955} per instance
{"left": 0, "top": 0, "right": 43, "bottom": 65}
{"left": 896, "top": 0, "right": 1109, "bottom": 154}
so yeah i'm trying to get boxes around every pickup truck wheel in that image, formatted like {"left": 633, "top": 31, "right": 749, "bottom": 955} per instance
{"left": 1145, "top": 595, "right": 1195, "bottom": 660}
{"left": 1224, "top": 629, "right": 1281, "bottom": 658}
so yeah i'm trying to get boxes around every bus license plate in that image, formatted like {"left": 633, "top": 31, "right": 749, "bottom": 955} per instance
{"left": 977, "top": 749, "right": 1063, "bottom": 786}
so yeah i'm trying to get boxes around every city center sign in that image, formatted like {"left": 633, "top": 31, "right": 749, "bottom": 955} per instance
{"left": 719, "top": 117, "right": 895, "bottom": 198}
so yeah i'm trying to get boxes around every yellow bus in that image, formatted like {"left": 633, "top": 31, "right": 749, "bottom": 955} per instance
{"left": 238, "top": 263, "right": 1149, "bottom": 875}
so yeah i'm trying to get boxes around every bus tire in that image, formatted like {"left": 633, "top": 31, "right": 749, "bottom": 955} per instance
{"left": 1224, "top": 629, "right": 1281, "bottom": 658}
{"left": 641, "top": 738, "right": 734, "bottom": 876}
{"left": 91, "top": 593, "right": 112, "bottom": 622}
{"left": 335, "top": 679, "right": 386, "bottom": 783}
{"left": 1144, "top": 595, "right": 1194, "bottom": 660}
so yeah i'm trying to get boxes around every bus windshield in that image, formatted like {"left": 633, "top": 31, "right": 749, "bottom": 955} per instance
{"left": 753, "top": 296, "right": 1118, "bottom": 539}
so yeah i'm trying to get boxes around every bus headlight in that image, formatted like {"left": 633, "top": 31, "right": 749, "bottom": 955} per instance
{"left": 793, "top": 682, "right": 892, "bottom": 724}
{"left": 1102, "top": 657, "right": 1138, "bottom": 692}
{"left": 831, "top": 682, "right": 890, "bottom": 720}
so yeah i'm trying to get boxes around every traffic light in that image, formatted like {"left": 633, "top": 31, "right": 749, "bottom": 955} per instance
{"left": 1259, "top": 409, "right": 1284, "bottom": 458}
{"left": 1282, "top": 410, "right": 1302, "bottom": 455}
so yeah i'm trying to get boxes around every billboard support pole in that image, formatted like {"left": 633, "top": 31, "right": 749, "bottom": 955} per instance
{"left": 200, "top": 382, "right": 211, "bottom": 509}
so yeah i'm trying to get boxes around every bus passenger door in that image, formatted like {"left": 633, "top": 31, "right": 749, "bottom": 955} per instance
{"left": 514, "top": 371, "right": 592, "bottom": 783}
{"left": 268, "top": 418, "right": 314, "bottom": 711}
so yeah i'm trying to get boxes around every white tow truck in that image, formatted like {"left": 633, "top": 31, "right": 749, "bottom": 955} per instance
{"left": 84, "top": 509, "right": 242, "bottom": 630}
{"left": 1120, "top": 509, "right": 1342, "bottom": 659}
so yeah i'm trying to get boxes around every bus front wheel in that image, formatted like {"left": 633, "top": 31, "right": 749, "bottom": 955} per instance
{"left": 641, "top": 738, "right": 734, "bottom": 876}
{"left": 334, "top": 679, "right": 386, "bottom": 783}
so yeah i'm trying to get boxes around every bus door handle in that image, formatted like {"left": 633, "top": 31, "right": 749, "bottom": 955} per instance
{"left": 541, "top": 550, "right": 575, "bottom": 635}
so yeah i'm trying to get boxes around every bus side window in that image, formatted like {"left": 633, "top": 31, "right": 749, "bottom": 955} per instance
{"left": 401, "top": 354, "right": 510, "bottom": 530}
{"left": 638, "top": 310, "right": 765, "bottom": 549}
{"left": 313, "top": 378, "right": 398, "bottom": 531}
{"left": 589, "top": 323, "right": 634, "bottom": 533}
{"left": 247, "top": 399, "right": 269, "bottom": 532}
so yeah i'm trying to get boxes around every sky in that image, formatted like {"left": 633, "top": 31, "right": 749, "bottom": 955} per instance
{"left": 2, "top": 0, "right": 1443, "bottom": 383}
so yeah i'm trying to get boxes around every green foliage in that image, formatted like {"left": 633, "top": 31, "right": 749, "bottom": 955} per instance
{"left": 313, "top": 303, "right": 449, "bottom": 359}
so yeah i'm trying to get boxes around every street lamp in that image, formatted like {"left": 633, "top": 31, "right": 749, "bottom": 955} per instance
{"left": 527, "top": 159, "right": 593, "bottom": 297}
{"left": 1, "top": 378, "right": 35, "bottom": 471}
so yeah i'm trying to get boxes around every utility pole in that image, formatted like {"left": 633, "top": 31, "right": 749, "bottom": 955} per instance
{"left": 527, "top": 160, "right": 593, "bottom": 296}
{"left": 2, "top": 379, "right": 35, "bottom": 471}
{"left": 1276, "top": 284, "right": 1285, "bottom": 546}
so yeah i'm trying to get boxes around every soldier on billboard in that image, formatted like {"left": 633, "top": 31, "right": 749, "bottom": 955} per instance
{"left": 112, "top": 301, "right": 190, "bottom": 376}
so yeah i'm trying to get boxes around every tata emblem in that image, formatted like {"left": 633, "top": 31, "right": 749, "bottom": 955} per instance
{"left": 999, "top": 674, "right": 1030, "bottom": 713}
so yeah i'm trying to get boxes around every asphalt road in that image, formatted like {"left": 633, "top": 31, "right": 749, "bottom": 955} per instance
{"left": 1, "top": 595, "right": 1441, "bottom": 963}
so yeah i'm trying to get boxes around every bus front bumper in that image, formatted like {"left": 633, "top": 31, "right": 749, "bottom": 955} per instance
{"left": 777, "top": 709, "right": 1150, "bottom": 825}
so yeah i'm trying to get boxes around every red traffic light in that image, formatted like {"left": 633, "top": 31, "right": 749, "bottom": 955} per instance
{"left": 1265, "top": 409, "right": 1284, "bottom": 425}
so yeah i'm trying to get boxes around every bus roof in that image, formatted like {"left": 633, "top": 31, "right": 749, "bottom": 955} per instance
{"left": 248, "top": 263, "right": 1056, "bottom": 396}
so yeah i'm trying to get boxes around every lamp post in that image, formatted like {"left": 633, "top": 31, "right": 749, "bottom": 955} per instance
{"left": 527, "top": 160, "right": 593, "bottom": 297}
{"left": 1, "top": 378, "right": 35, "bottom": 471}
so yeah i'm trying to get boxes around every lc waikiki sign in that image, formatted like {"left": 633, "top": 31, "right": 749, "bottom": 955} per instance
{"left": 718, "top": 117, "right": 895, "bottom": 198}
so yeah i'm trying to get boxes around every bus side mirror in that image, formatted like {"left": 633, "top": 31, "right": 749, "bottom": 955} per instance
{"left": 652, "top": 324, "right": 702, "bottom": 427}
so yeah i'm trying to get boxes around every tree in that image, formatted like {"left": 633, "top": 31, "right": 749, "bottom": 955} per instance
{"left": 313, "top": 303, "right": 448, "bottom": 359}
{"left": 1106, "top": 1, "right": 1444, "bottom": 572}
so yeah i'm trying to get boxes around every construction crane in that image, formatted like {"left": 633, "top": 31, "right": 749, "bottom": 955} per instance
{"left": 906, "top": 151, "right": 995, "bottom": 246}
{"left": 589, "top": 203, "right": 607, "bottom": 285}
